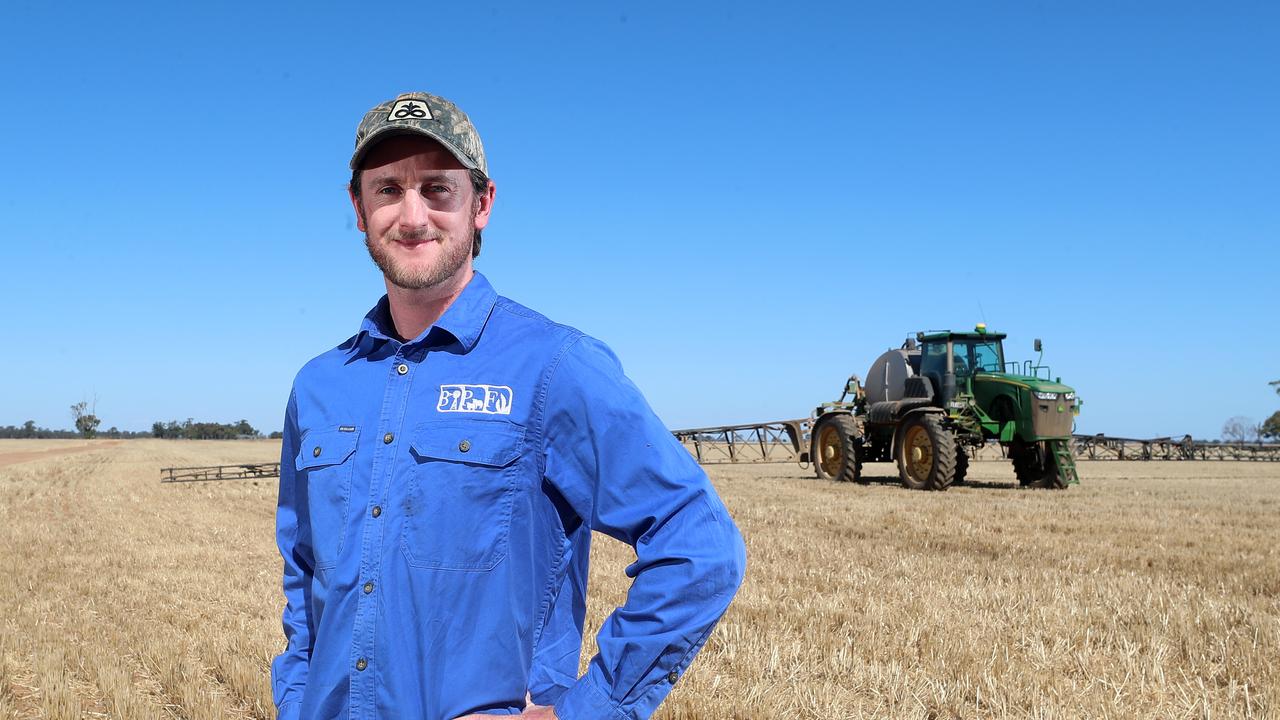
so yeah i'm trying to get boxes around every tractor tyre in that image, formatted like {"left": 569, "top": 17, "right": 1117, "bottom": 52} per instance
{"left": 953, "top": 445, "right": 970, "bottom": 485}
{"left": 1011, "top": 440, "right": 1067, "bottom": 489}
{"left": 1010, "top": 439, "right": 1038, "bottom": 486}
{"left": 896, "top": 413, "right": 956, "bottom": 491}
{"left": 812, "top": 414, "right": 863, "bottom": 483}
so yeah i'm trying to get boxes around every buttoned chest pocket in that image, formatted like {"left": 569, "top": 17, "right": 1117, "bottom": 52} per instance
{"left": 296, "top": 427, "right": 359, "bottom": 570}
{"left": 402, "top": 419, "right": 525, "bottom": 571}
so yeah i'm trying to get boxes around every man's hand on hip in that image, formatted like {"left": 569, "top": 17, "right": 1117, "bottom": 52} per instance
{"left": 454, "top": 702, "right": 556, "bottom": 719}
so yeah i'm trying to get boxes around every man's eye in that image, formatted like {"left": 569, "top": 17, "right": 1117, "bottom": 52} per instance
{"left": 377, "top": 186, "right": 400, "bottom": 195}
{"left": 426, "top": 184, "right": 449, "bottom": 193}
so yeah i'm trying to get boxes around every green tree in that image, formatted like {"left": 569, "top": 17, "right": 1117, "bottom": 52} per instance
{"left": 1261, "top": 411, "right": 1280, "bottom": 440}
{"left": 21, "top": 420, "right": 36, "bottom": 439}
{"left": 70, "top": 401, "right": 101, "bottom": 439}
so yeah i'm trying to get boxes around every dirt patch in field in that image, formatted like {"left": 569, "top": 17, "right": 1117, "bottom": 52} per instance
{"left": 0, "top": 440, "right": 123, "bottom": 467}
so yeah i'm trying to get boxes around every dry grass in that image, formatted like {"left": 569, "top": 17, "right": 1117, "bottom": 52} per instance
{"left": 0, "top": 439, "right": 1276, "bottom": 719}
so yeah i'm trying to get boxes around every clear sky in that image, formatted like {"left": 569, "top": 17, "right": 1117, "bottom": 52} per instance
{"left": 2, "top": 1, "right": 1276, "bottom": 440}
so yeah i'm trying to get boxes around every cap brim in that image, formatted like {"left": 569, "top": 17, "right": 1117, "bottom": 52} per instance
{"left": 349, "top": 125, "right": 481, "bottom": 172}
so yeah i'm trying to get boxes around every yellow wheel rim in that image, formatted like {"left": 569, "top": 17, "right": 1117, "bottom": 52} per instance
{"left": 905, "top": 425, "right": 933, "bottom": 481}
{"left": 818, "top": 425, "right": 843, "bottom": 477}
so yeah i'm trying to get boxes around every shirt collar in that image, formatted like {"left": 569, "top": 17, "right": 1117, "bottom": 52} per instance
{"left": 356, "top": 271, "right": 498, "bottom": 351}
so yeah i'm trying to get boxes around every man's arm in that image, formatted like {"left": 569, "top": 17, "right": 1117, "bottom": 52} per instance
{"left": 541, "top": 336, "right": 748, "bottom": 720}
{"left": 271, "top": 389, "right": 314, "bottom": 720}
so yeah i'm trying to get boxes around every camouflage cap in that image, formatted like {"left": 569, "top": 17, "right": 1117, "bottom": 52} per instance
{"left": 350, "top": 92, "right": 487, "bottom": 175}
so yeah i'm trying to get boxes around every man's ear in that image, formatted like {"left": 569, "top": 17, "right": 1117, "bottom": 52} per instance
{"left": 473, "top": 180, "right": 496, "bottom": 231}
{"left": 348, "top": 185, "right": 367, "bottom": 233}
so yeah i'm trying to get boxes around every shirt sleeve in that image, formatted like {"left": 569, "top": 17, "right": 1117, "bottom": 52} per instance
{"left": 271, "top": 388, "right": 313, "bottom": 719}
{"left": 542, "top": 335, "right": 747, "bottom": 720}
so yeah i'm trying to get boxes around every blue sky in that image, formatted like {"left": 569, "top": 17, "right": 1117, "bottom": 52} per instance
{"left": 1, "top": 1, "right": 1276, "bottom": 439}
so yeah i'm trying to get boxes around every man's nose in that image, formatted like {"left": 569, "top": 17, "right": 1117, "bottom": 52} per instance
{"left": 397, "top": 190, "right": 430, "bottom": 230}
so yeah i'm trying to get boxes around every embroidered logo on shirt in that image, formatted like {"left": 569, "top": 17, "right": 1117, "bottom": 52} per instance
{"left": 437, "top": 384, "right": 513, "bottom": 415}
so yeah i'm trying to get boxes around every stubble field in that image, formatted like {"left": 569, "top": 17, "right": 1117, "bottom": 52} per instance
{"left": 0, "top": 439, "right": 1276, "bottom": 719}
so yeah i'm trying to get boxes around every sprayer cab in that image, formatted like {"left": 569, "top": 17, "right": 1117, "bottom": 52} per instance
{"left": 916, "top": 328, "right": 1008, "bottom": 408}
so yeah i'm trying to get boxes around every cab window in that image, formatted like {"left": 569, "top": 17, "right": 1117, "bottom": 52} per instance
{"left": 973, "top": 341, "right": 1003, "bottom": 372}
{"left": 921, "top": 342, "right": 948, "bottom": 378}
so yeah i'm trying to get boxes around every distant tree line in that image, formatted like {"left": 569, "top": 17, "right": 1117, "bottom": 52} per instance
{"left": 2, "top": 418, "right": 279, "bottom": 440}
{"left": 151, "top": 419, "right": 263, "bottom": 440}
{"left": 0, "top": 420, "right": 152, "bottom": 439}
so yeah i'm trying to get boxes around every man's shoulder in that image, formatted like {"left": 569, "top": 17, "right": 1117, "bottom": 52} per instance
{"left": 488, "top": 294, "right": 589, "bottom": 348}
{"left": 290, "top": 333, "right": 363, "bottom": 389}
{"left": 491, "top": 293, "right": 568, "bottom": 328}
{"left": 488, "top": 294, "right": 632, "bottom": 382}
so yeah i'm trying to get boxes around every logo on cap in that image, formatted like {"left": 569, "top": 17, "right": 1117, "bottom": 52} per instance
{"left": 389, "top": 99, "right": 432, "bottom": 121}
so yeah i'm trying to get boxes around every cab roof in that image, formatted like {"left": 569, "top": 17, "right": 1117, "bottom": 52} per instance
{"left": 919, "top": 330, "right": 1008, "bottom": 342}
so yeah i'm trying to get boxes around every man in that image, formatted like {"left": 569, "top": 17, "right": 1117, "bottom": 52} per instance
{"left": 272, "top": 91, "right": 747, "bottom": 720}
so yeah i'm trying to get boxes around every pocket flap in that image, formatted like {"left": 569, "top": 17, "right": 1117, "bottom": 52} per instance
{"left": 296, "top": 427, "right": 360, "bottom": 470}
{"left": 411, "top": 420, "right": 524, "bottom": 468}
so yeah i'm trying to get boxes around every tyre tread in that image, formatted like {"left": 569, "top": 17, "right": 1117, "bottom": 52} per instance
{"left": 897, "top": 413, "right": 956, "bottom": 491}
{"left": 813, "top": 414, "right": 863, "bottom": 483}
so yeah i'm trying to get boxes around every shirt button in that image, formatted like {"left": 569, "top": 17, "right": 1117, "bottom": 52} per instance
{"left": 383, "top": 432, "right": 394, "bottom": 444}
{"left": 371, "top": 505, "right": 382, "bottom": 518}
{"left": 458, "top": 439, "right": 471, "bottom": 453}
{"left": 312, "top": 446, "right": 322, "bottom": 457}
{"left": 667, "top": 671, "right": 679, "bottom": 684}
{"left": 363, "top": 581, "right": 374, "bottom": 594}
{"left": 356, "top": 658, "right": 368, "bottom": 671}
{"left": 396, "top": 363, "right": 409, "bottom": 375}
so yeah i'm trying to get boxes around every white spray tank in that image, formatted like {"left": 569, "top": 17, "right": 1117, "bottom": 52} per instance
{"left": 864, "top": 340, "right": 922, "bottom": 405}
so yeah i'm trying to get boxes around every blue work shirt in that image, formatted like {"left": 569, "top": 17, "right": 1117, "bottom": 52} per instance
{"left": 272, "top": 271, "right": 747, "bottom": 720}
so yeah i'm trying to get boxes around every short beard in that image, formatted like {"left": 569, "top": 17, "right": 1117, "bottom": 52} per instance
{"left": 364, "top": 228, "right": 475, "bottom": 291}
{"left": 356, "top": 194, "right": 480, "bottom": 290}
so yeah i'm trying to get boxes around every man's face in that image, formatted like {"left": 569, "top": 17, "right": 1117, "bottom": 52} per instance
{"left": 351, "top": 135, "right": 494, "bottom": 291}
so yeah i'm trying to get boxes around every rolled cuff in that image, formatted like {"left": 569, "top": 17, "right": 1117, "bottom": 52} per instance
{"left": 554, "top": 669, "right": 629, "bottom": 720}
